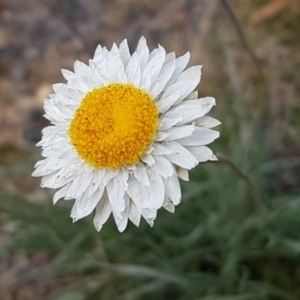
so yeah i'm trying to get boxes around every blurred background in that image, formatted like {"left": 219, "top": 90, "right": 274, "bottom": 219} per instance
{"left": 0, "top": 0, "right": 300, "bottom": 299}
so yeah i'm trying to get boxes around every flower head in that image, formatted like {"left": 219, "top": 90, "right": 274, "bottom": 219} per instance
{"left": 33, "top": 37, "right": 220, "bottom": 232}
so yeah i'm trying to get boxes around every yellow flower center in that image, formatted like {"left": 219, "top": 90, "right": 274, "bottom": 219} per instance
{"left": 68, "top": 83, "right": 159, "bottom": 169}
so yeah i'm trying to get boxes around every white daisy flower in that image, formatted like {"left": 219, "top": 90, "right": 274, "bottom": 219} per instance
{"left": 33, "top": 37, "right": 220, "bottom": 232}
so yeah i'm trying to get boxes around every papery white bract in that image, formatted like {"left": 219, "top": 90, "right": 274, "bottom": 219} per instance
{"left": 33, "top": 37, "right": 220, "bottom": 232}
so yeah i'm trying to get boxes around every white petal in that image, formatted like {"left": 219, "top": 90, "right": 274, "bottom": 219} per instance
{"left": 163, "top": 197, "right": 175, "bottom": 213}
{"left": 176, "top": 167, "right": 189, "bottom": 181}
{"left": 140, "top": 45, "right": 166, "bottom": 92}
{"left": 149, "top": 48, "right": 159, "bottom": 60}
{"left": 161, "top": 124, "right": 195, "bottom": 141}
{"left": 162, "top": 66, "right": 202, "bottom": 106}
{"left": 112, "top": 194, "right": 130, "bottom": 232}
{"left": 128, "top": 200, "right": 141, "bottom": 227}
{"left": 42, "top": 125, "right": 66, "bottom": 137}
{"left": 119, "top": 39, "right": 131, "bottom": 67}
{"left": 196, "top": 116, "right": 221, "bottom": 128}
{"left": 89, "top": 61, "right": 105, "bottom": 86}
{"left": 99, "top": 169, "right": 118, "bottom": 188}
{"left": 125, "top": 164, "right": 137, "bottom": 171}
{"left": 86, "top": 169, "right": 107, "bottom": 197}
{"left": 41, "top": 160, "right": 88, "bottom": 189}
{"left": 152, "top": 143, "right": 172, "bottom": 156}
{"left": 37, "top": 132, "right": 66, "bottom": 147}
{"left": 61, "top": 69, "right": 76, "bottom": 82}
{"left": 63, "top": 88, "right": 84, "bottom": 103}
{"left": 33, "top": 157, "right": 62, "bottom": 177}
{"left": 187, "top": 146, "right": 218, "bottom": 162}
{"left": 144, "top": 145, "right": 154, "bottom": 154}
{"left": 159, "top": 116, "right": 183, "bottom": 131}
{"left": 149, "top": 79, "right": 160, "bottom": 98}
{"left": 139, "top": 66, "right": 152, "bottom": 92}
{"left": 136, "top": 36, "right": 149, "bottom": 71}
{"left": 176, "top": 127, "right": 220, "bottom": 146}
{"left": 185, "top": 91, "right": 198, "bottom": 100}
{"left": 54, "top": 159, "right": 89, "bottom": 179}
{"left": 125, "top": 53, "right": 141, "bottom": 87}
{"left": 106, "top": 169, "right": 129, "bottom": 217}
{"left": 154, "top": 52, "right": 176, "bottom": 95}
{"left": 93, "top": 44, "right": 104, "bottom": 64}
{"left": 61, "top": 69, "right": 90, "bottom": 93}
{"left": 41, "top": 171, "right": 75, "bottom": 189}
{"left": 114, "top": 215, "right": 129, "bottom": 232}
{"left": 92, "top": 45, "right": 109, "bottom": 66}
{"left": 74, "top": 61, "right": 93, "bottom": 85}
{"left": 55, "top": 103, "right": 74, "bottom": 118}
{"left": 140, "top": 153, "right": 155, "bottom": 166}
{"left": 164, "top": 52, "right": 190, "bottom": 90}
{"left": 145, "top": 170, "right": 165, "bottom": 209}
{"left": 140, "top": 207, "right": 157, "bottom": 227}
{"left": 126, "top": 176, "right": 149, "bottom": 208}
{"left": 66, "top": 171, "right": 93, "bottom": 198}
{"left": 52, "top": 83, "right": 69, "bottom": 97}
{"left": 38, "top": 134, "right": 63, "bottom": 148}
{"left": 92, "top": 49, "right": 111, "bottom": 84}
{"left": 101, "top": 47, "right": 109, "bottom": 59}
{"left": 41, "top": 148, "right": 76, "bottom": 160}
{"left": 156, "top": 91, "right": 180, "bottom": 114}
{"left": 106, "top": 43, "right": 127, "bottom": 83}
{"left": 71, "top": 187, "right": 104, "bottom": 221}
{"left": 127, "top": 171, "right": 165, "bottom": 210}
{"left": 164, "top": 97, "right": 216, "bottom": 126}
{"left": 106, "top": 183, "right": 125, "bottom": 218}
{"left": 165, "top": 142, "right": 198, "bottom": 169}
{"left": 93, "top": 192, "right": 112, "bottom": 232}
{"left": 133, "top": 163, "right": 150, "bottom": 186}
{"left": 53, "top": 183, "right": 71, "bottom": 204}
{"left": 151, "top": 155, "right": 174, "bottom": 178}
{"left": 154, "top": 131, "right": 169, "bottom": 142}
{"left": 44, "top": 100, "right": 69, "bottom": 122}
{"left": 165, "top": 172, "right": 181, "bottom": 205}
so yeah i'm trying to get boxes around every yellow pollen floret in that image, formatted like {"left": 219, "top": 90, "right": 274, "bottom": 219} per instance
{"left": 68, "top": 83, "right": 159, "bottom": 168}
